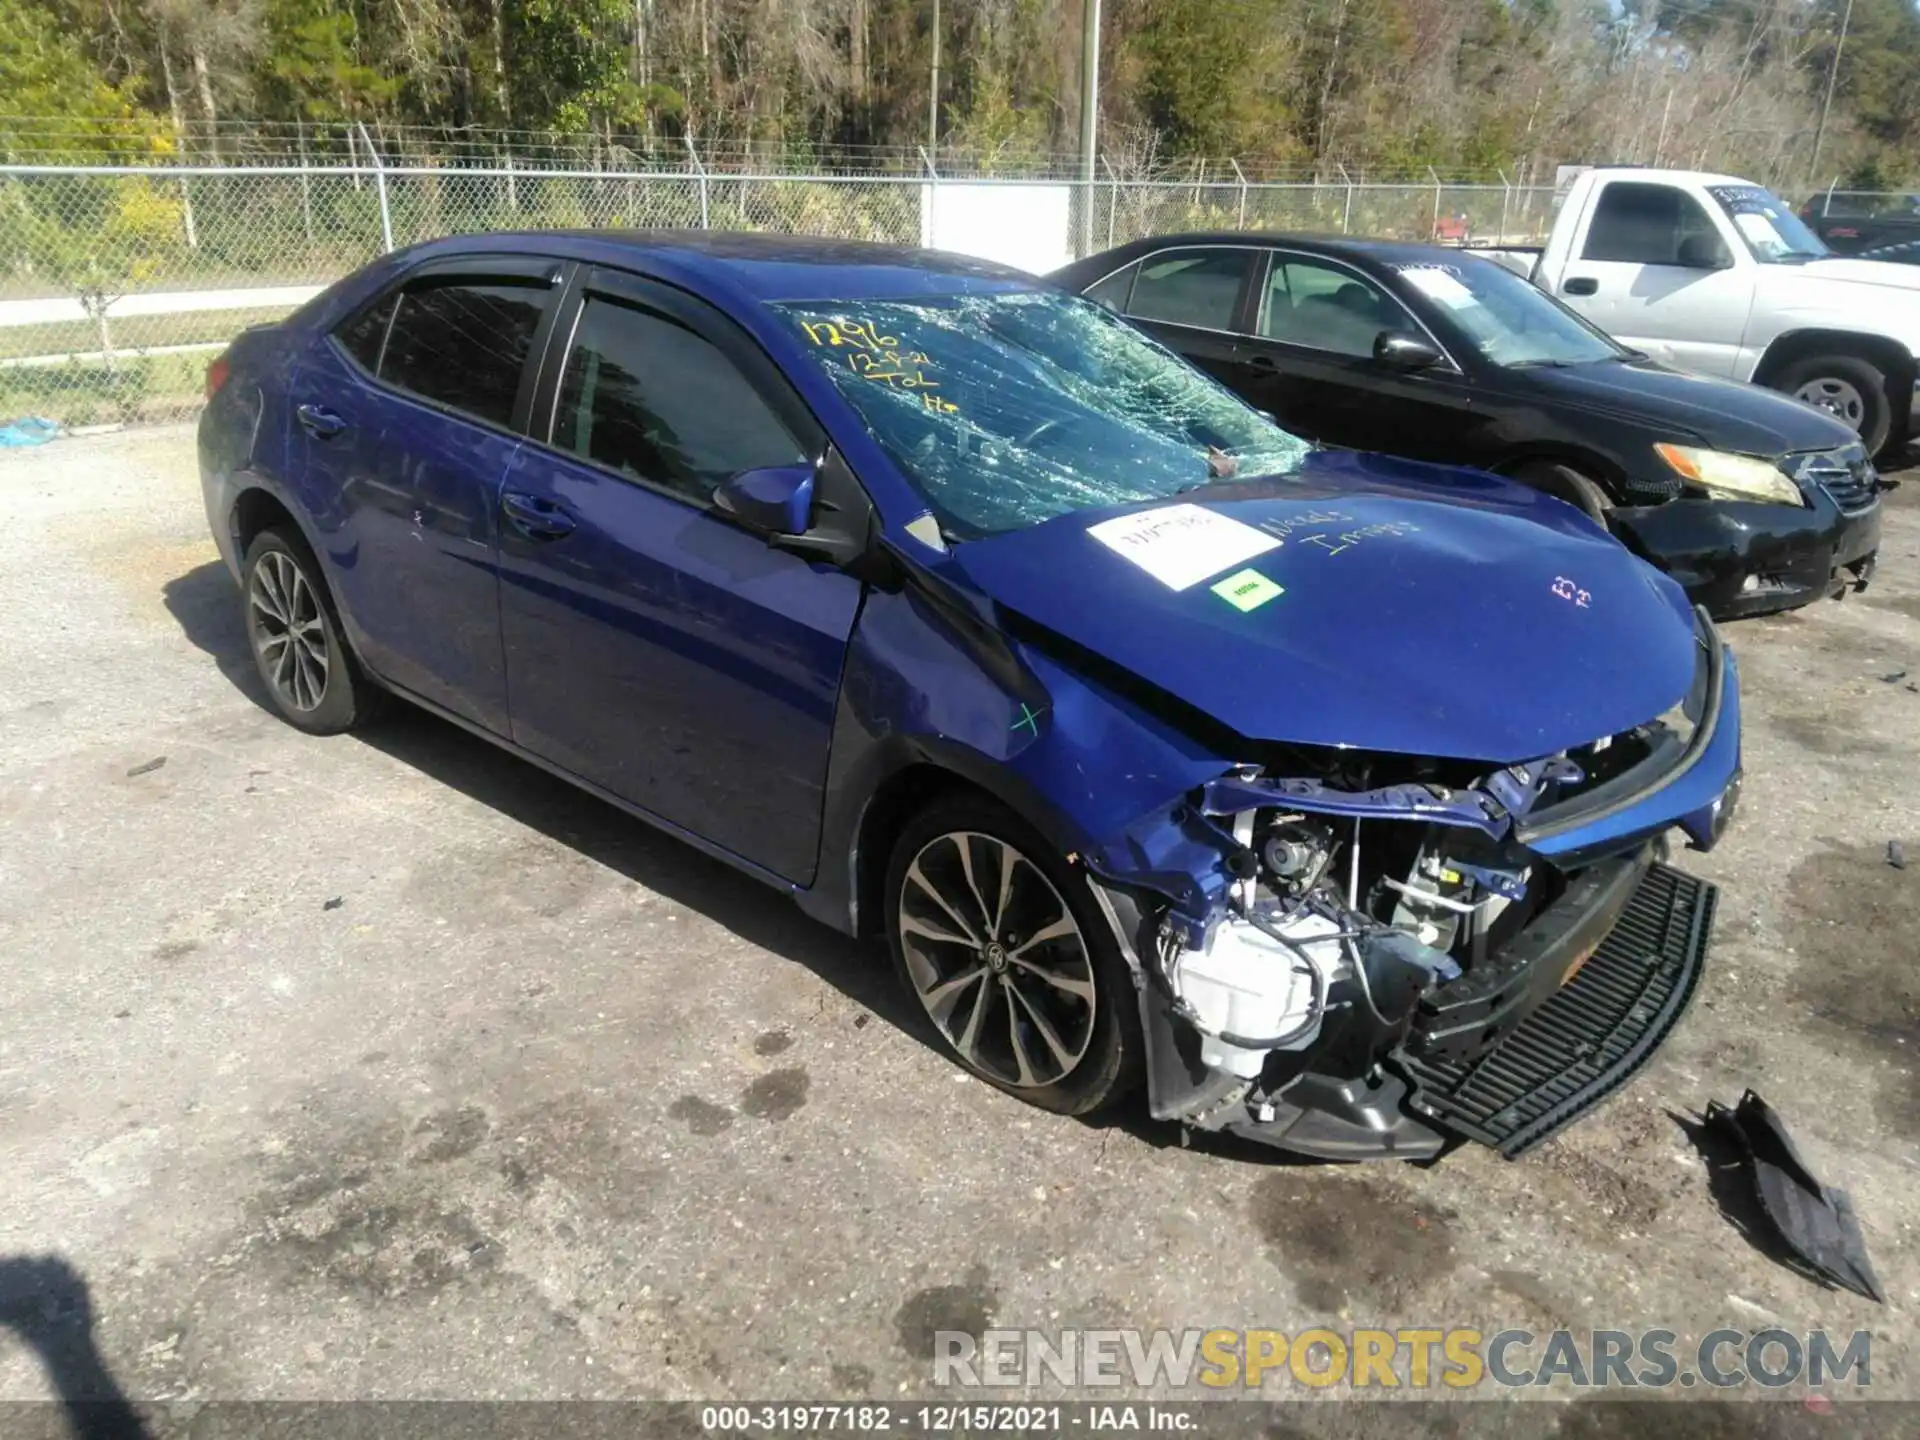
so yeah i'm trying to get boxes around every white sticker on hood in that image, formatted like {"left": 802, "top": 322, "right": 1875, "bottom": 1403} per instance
{"left": 1086, "top": 503, "right": 1281, "bottom": 590}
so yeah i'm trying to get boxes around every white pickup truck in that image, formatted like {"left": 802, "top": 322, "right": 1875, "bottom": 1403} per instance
{"left": 1484, "top": 167, "right": 1920, "bottom": 456}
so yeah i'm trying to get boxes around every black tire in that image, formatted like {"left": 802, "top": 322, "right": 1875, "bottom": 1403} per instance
{"left": 1512, "top": 460, "right": 1614, "bottom": 525}
{"left": 883, "top": 793, "right": 1141, "bottom": 1116}
{"left": 240, "top": 526, "right": 382, "bottom": 735}
{"left": 1771, "top": 353, "right": 1893, "bottom": 456}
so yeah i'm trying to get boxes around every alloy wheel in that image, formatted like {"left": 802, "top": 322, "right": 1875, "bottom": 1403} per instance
{"left": 249, "top": 550, "right": 330, "bottom": 713}
{"left": 897, "top": 830, "right": 1097, "bottom": 1089}
{"left": 1794, "top": 375, "right": 1867, "bottom": 430}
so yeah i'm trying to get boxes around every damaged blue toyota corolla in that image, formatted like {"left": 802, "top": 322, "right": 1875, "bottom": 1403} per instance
{"left": 199, "top": 232, "right": 1742, "bottom": 1160}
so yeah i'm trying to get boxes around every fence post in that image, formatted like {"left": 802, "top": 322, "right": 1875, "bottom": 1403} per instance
{"left": 1230, "top": 158, "right": 1248, "bottom": 230}
{"left": 1429, "top": 165, "right": 1442, "bottom": 240}
{"left": 1496, "top": 168, "right": 1511, "bottom": 245}
{"left": 918, "top": 145, "right": 939, "bottom": 251}
{"left": 1338, "top": 164, "right": 1354, "bottom": 233}
{"left": 503, "top": 148, "right": 518, "bottom": 216}
{"left": 686, "top": 134, "right": 710, "bottom": 229}
{"left": 178, "top": 175, "right": 198, "bottom": 250}
{"left": 296, "top": 120, "right": 315, "bottom": 247}
{"left": 358, "top": 121, "right": 394, "bottom": 253}
{"left": 1100, "top": 154, "right": 1119, "bottom": 250}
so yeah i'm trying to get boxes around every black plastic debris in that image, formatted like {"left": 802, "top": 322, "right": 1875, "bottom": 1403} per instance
{"left": 1880, "top": 669, "right": 1909, "bottom": 684}
{"left": 1703, "top": 1089, "right": 1884, "bottom": 1303}
{"left": 125, "top": 756, "right": 166, "bottom": 778}
{"left": 1891, "top": 841, "right": 1908, "bottom": 871}
{"left": 322, "top": 896, "right": 344, "bottom": 911}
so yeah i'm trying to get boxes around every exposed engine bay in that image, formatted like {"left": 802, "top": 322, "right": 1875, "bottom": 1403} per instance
{"left": 1097, "top": 722, "right": 1727, "bottom": 1160}
{"left": 1160, "top": 810, "right": 1514, "bottom": 1082}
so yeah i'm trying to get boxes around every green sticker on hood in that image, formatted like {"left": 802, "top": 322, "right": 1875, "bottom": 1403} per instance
{"left": 1210, "top": 568, "right": 1285, "bottom": 612}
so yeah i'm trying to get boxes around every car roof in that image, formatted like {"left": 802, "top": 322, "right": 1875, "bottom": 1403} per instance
{"left": 401, "top": 228, "right": 1041, "bottom": 303}
{"left": 1057, "top": 231, "right": 1507, "bottom": 280}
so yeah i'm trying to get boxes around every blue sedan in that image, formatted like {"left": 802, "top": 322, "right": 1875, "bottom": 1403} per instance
{"left": 199, "top": 231, "right": 1741, "bottom": 1161}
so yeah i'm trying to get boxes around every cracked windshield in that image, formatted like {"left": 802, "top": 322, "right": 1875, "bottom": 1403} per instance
{"left": 775, "top": 291, "right": 1311, "bottom": 538}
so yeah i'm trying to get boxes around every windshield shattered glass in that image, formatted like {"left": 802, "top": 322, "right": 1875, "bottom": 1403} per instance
{"left": 1395, "top": 258, "right": 1621, "bottom": 368}
{"left": 773, "top": 290, "right": 1311, "bottom": 538}
{"left": 1707, "top": 184, "right": 1828, "bottom": 264}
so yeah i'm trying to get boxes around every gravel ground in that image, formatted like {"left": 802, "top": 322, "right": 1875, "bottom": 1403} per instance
{"left": 0, "top": 427, "right": 1916, "bottom": 1422}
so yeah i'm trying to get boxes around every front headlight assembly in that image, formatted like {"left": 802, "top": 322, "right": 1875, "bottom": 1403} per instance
{"left": 1653, "top": 444, "right": 1808, "bottom": 507}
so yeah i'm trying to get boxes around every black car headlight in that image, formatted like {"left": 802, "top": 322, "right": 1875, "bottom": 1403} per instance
{"left": 1653, "top": 444, "right": 1808, "bottom": 507}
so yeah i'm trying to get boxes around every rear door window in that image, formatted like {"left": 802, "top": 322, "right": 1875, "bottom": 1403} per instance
{"left": 552, "top": 295, "right": 806, "bottom": 505}
{"left": 1123, "top": 248, "right": 1255, "bottom": 331}
{"left": 356, "top": 277, "right": 551, "bottom": 428}
{"left": 335, "top": 293, "right": 398, "bottom": 372}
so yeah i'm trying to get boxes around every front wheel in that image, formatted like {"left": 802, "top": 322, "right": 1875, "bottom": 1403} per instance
{"left": 241, "top": 527, "right": 382, "bottom": 735}
{"left": 1511, "top": 460, "right": 1614, "bottom": 525}
{"left": 1772, "top": 354, "right": 1893, "bottom": 456}
{"left": 884, "top": 795, "right": 1141, "bottom": 1116}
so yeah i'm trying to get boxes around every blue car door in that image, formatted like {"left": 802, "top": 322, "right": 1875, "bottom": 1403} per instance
{"left": 285, "top": 256, "right": 562, "bottom": 734}
{"left": 494, "top": 270, "right": 864, "bottom": 885}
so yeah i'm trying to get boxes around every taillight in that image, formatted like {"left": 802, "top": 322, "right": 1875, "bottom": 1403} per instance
{"left": 204, "top": 353, "right": 231, "bottom": 401}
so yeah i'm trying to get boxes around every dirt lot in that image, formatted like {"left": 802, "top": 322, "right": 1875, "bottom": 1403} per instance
{"left": 1, "top": 428, "right": 1916, "bottom": 1419}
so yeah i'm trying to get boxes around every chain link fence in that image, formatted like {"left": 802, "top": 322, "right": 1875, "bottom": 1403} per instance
{"left": 5, "top": 142, "right": 1902, "bottom": 433}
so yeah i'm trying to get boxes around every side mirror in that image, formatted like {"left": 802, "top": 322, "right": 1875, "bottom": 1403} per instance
{"left": 1677, "top": 234, "right": 1734, "bottom": 270}
{"left": 1373, "top": 330, "right": 1444, "bottom": 372}
{"left": 715, "top": 462, "right": 815, "bottom": 536}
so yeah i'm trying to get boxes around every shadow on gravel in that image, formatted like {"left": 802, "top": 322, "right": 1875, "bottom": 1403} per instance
{"left": 158, "top": 560, "right": 934, "bottom": 1065}
{"left": 160, "top": 558, "right": 276, "bottom": 714}
{"left": 0, "top": 1255, "right": 150, "bottom": 1439}
{"left": 159, "top": 557, "right": 1360, "bottom": 1166}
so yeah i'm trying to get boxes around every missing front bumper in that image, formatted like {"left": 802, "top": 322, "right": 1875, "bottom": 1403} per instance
{"left": 1396, "top": 861, "right": 1717, "bottom": 1157}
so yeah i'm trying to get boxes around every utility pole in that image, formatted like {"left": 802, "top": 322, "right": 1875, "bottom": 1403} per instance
{"left": 1079, "top": 0, "right": 1102, "bottom": 258}
{"left": 928, "top": 0, "right": 941, "bottom": 155}
{"left": 1809, "top": 0, "right": 1854, "bottom": 182}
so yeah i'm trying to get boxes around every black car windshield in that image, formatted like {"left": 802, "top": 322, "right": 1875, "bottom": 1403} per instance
{"left": 772, "top": 290, "right": 1311, "bottom": 538}
{"left": 1392, "top": 258, "right": 1622, "bottom": 367}
{"left": 1707, "top": 184, "right": 1829, "bottom": 263}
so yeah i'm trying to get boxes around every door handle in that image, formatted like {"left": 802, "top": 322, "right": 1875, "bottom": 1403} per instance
{"left": 500, "top": 490, "right": 577, "bottom": 541}
{"left": 1246, "top": 353, "right": 1280, "bottom": 372}
{"left": 1562, "top": 276, "right": 1599, "bottom": 297}
{"left": 296, "top": 403, "right": 346, "bottom": 439}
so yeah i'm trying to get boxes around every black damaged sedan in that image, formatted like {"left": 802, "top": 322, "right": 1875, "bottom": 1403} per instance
{"left": 1055, "top": 234, "right": 1886, "bottom": 619}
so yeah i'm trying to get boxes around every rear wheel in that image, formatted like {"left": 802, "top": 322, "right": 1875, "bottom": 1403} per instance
{"left": 1772, "top": 354, "right": 1893, "bottom": 456}
{"left": 884, "top": 794, "right": 1140, "bottom": 1116}
{"left": 242, "top": 527, "right": 381, "bottom": 735}
{"left": 1512, "top": 460, "right": 1614, "bottom": 525}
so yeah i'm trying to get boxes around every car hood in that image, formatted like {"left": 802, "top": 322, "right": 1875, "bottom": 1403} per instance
{"left": 1797, "top": 256, "right": 1920, "bottom": 292}
{"left": 952, "top": 450, "right": 1700, "bottom": 764}
{"left": 1755, "top": 260, "right": 1920, "bottom": 344}
{"left": 1504, "top": 358, "right": 1856, "bottom": 455}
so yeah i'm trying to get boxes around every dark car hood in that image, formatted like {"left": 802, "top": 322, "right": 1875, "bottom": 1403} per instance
{"left": 952, "top": 450, "right": 1701, "bottom": 764}
{"left": 1503, "top": 358, "right": 1855, "bottom": 455}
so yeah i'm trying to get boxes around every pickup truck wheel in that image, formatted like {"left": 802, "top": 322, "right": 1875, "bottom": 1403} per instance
{"left": 1512, "top": 461, "right": 1613, "bottom": 526}
{"left": 885, "top": 795, "right": 1141, "bottom": 1117}
{"left": 1773, "top": 354, "right": 1892, "bottom": 455}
